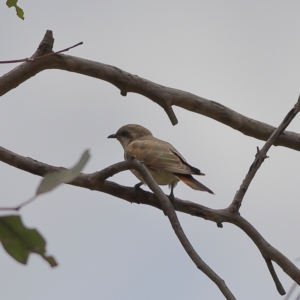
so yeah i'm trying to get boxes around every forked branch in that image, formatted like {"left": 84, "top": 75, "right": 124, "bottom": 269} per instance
{"left": 101, "top": 157, "right": 235, "bottom": 300}
{"left": 0, "top": 146, "right": 300, "bottom": 295}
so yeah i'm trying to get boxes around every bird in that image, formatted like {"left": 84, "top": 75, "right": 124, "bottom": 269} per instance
{"left": 107, "top": 124, "right": 214, "bottom": 199}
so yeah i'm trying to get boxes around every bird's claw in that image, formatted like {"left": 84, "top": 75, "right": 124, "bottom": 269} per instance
{"left": 134, "top": 182, "right": 143, "bottom": 198}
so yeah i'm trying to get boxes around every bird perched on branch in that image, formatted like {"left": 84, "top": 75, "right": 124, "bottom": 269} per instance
{"left": 108, "top": 124, "right": 214, "bottom": 199}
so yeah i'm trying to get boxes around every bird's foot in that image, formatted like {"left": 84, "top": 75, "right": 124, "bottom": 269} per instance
{"left": 168, "top": 190, "right": 175, "bottom": 202}
{"left": 134, "top": 182, "right": 143, "bottom": 198}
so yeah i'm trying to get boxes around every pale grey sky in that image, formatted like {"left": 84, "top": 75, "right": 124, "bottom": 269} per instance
{"left": 1, "top": 1, "right": 300, "bottom": 299}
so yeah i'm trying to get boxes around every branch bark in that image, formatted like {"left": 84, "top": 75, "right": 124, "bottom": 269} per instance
{"left": 1, "top": 30, "right": 300, "bottom": 151}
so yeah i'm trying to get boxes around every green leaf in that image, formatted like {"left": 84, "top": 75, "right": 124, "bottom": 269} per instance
{"left": 36, "top": 150, "right": 90, "bottom": 196}
{"left": 6, "top": 0, "right": 24, "bottom": 20}
{"left": 0, "top": 215, "right": 57, "bottom": 267}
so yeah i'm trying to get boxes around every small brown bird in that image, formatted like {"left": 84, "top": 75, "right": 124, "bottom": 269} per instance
{"left": 108, "top": 124, "right": 214, "bottom": 199}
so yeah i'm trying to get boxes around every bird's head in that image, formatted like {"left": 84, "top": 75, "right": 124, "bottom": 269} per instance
{"left": 108, "top": 124, "right": 152, "bottom": 149}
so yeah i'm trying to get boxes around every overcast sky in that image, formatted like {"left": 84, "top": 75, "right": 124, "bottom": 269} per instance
{"left": 1, "top": 1, "right": 300, "bottom": 299}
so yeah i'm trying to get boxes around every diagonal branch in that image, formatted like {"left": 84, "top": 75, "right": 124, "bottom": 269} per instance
{"left": 1, "top": 145, "right": 300, "bottom": 294}
{"left": 265, "top": 258, "right": 285, "bottom": 295}
{"left": 224, "top": 95, "right": 300, "bottom": 293}
{"left": 1, "top": 30, "right": 300, "bottom": 150}
{"left": 104, "top": 157, "right": 236, "bottom": 300}
{"left": 230, "top": 95, "right": 300, "bottom": 213}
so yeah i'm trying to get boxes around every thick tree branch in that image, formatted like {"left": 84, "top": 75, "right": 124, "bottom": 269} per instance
{"left": 1, "top": 30, "right": 300, "bottom": 150}
{"left": 1, "top": 146, "right": 300, "bottom": 294}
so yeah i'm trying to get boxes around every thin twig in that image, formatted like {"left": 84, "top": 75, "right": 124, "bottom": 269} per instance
{"left": 265, "top": 258, "right": 285, "bottom": 295}
{"left": 0, "top": 195, "right": 37, "bottom": 211}
{"left": 0, "top": 42, "right": 83, "bottom": 64}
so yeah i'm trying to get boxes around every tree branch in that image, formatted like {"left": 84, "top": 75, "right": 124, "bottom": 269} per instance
{"left": 230, "top": 95, "right": 300, "bottom": 213}
{"left": 116, "top": 158, "right": 236, "bottom": 300}
{"left": 265, "top": 258, "right": 285, "bottom": 295}
{"left": 1, "top": 30, "right": 300, "bottom": 150}
{"left": 1, "top": 145, "right": 300, "bottom": 294}
{"left": 0, "top": 147, "right": 235, "bottom": 299}
{"left": 224, "top": 95, "right": 300, "bottom": 293}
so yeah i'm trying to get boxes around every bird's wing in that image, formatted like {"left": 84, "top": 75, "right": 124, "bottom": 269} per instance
{"left": 125, "top": 137, "right": 204, "bottom": 175}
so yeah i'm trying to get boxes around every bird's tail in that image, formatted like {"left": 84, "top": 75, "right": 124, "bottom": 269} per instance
{"left": 175, "top": 174, "right": 214, "bottom": 194}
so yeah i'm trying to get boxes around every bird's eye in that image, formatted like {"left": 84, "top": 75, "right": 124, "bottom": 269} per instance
{"left": 121, "top": 130, "right": 129, "bottom": 136}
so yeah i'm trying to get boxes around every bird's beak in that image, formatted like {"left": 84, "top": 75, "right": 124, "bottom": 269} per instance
{"left": 107, "top": 134, "right": 117, "bottom": 139}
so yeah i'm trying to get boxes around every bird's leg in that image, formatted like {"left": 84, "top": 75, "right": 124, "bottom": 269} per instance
{"left": 168, "top": 183, "right": 175, "bottom": 202}
{"left": 134, "top": 182, "right": 143, "bottom": 198}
